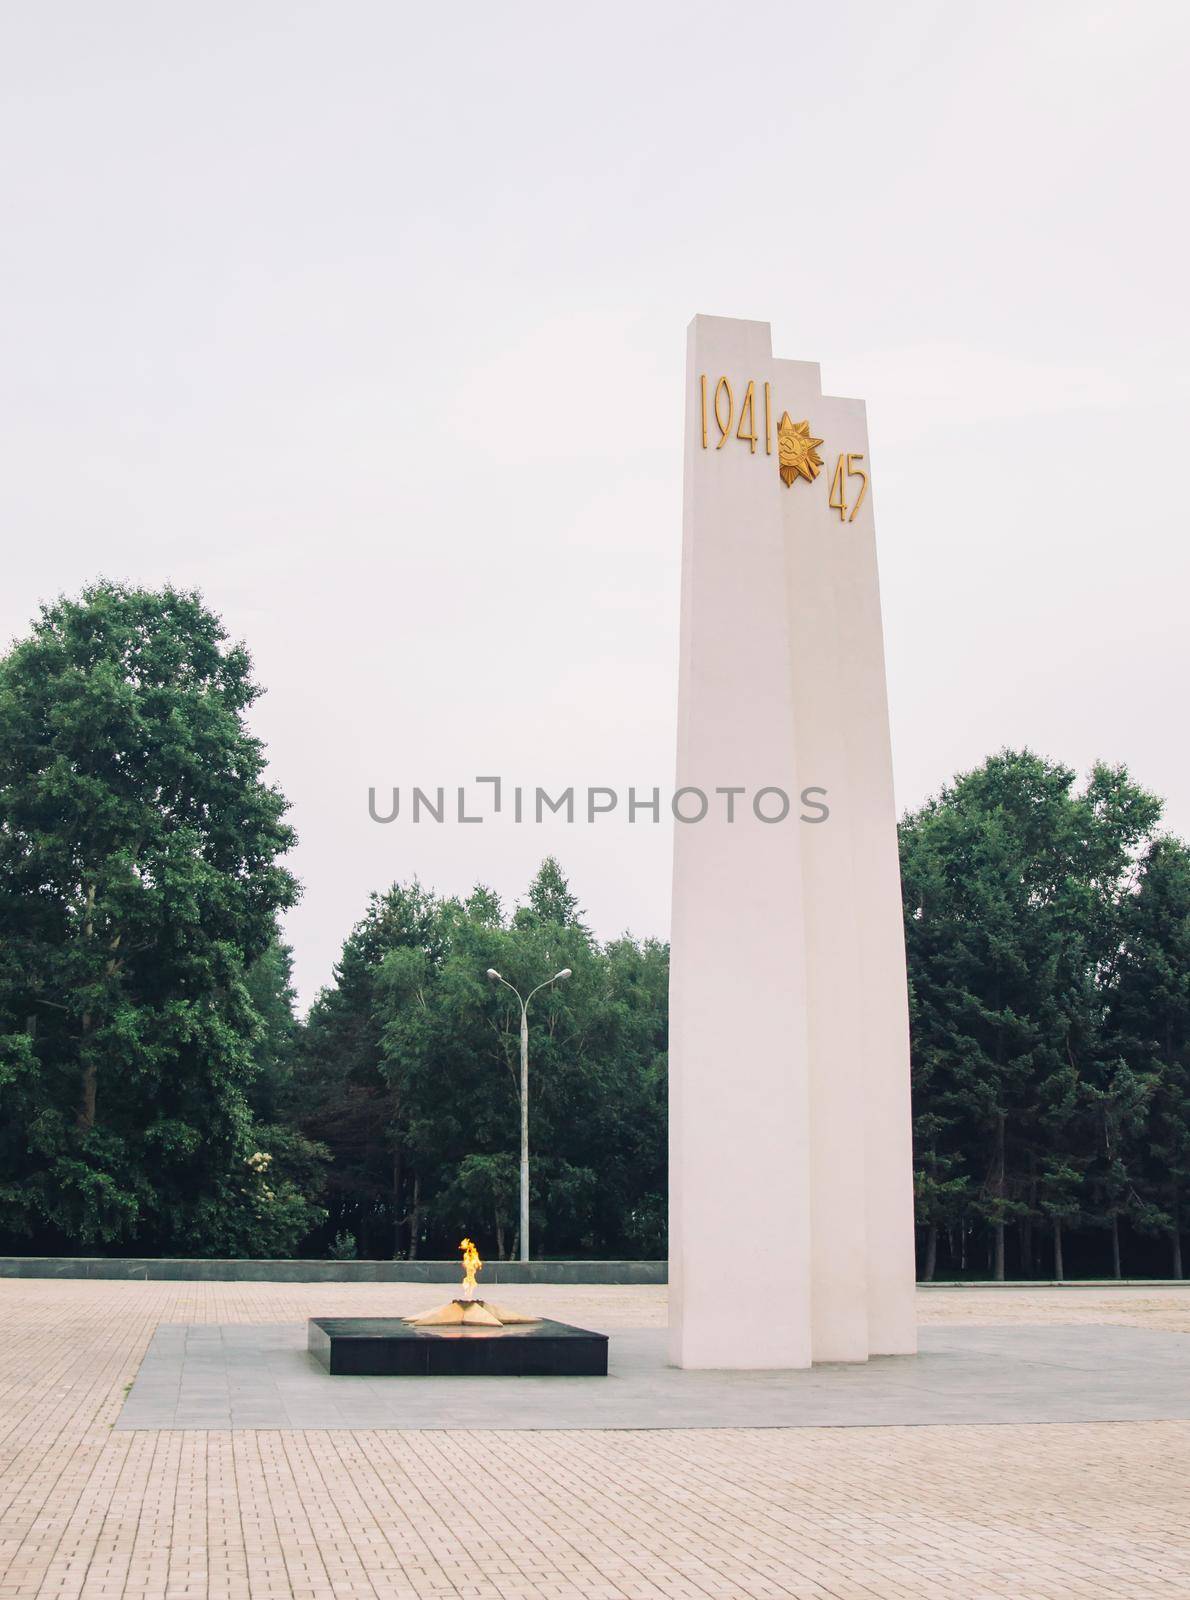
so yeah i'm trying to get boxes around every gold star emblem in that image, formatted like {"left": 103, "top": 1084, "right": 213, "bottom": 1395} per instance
{"left": 777, "top": 413, "right": 824, "bottom": 487}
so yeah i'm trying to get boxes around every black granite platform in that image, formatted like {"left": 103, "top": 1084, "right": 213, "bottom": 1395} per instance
{"left": 307, "top": 1316, "right": 609, "bottom": 1376}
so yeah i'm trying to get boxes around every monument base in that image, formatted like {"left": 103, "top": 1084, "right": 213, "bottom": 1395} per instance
{"left": 307, "top": 1316, "right": 608, "bottom": 1376}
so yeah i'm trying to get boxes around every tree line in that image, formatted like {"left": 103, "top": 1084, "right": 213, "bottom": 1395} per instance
{"left": 904, "top": 751, "right": 1190, "bottom": 1280}
{"left": 284, "top": 862, "right": 666, "bottom": 1260}
{"left": 1, "top": 585, "right": 1187, "bottom": 1274}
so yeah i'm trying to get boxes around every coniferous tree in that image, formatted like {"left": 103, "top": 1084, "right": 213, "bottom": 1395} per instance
{"left": 901, "top": 751, "right": 1162, "bottom": 1280}
{"left": 1110, "top": 839, "right": 1190, "bottom": 1276}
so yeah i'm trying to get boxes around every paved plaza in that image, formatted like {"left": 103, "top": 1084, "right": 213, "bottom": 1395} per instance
{"left": 120, "top": 1321, "right": 1190, "bottom": 1432}
{"left": 3, "top": 1280, "right": 1190, "bottom": 1598}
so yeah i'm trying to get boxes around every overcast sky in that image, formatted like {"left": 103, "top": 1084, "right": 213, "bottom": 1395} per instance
{"left": 2, "top": 2, "right": 1187, "bottom": 1007}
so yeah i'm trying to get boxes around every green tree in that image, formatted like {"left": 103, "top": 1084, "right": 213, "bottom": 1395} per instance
{"left": 906, "top": 963, "right": 971, "bottom": 1282}
{"left": 295, "top": 860, "right": 667, "bottom": 1260}
{"left": 1110, "top": 839, "right": 1190, "bottom": 1276}
{"left": 244, "top": 939, "right": 300, "bottom": 1123}
{"left": 1081, "top": 1059, "right": 1156, "bottom": 1278}
{"left": 900, "top": 751, "right": 1161, "bottom": 1280}
{"left": 0, "top": 581, "right": 323, "bottom": 1254}
{"left": 517, "top": 855, "right": 587, "bottom": 931}
{"left": 294, "top": 880, "right": 444, "bottom": 1256}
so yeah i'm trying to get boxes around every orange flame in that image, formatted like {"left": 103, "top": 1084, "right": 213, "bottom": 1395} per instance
{"left": 459, "top": 1237, "right": 482, "bottom": 1300}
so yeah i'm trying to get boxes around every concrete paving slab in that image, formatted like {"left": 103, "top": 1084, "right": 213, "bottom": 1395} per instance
{"left": 115, "top": 1321, "right": 1190, "bottom": 1430}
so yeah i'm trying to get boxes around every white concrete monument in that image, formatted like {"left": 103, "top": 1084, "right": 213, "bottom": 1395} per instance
{"left": 669, "top": 314, "right": 917, "bottom": 1369}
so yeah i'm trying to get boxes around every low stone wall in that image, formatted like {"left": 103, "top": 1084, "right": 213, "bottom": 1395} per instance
{"left": 0, "top": 1256, "right": 667, "bottom": 1284}
{"left": 919, "top": 1277, "right": 1189, "bottom": 1289}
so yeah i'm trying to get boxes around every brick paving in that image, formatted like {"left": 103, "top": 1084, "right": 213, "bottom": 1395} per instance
{"left": 2, "top": 1280, "right": 1189, "bottom": 1599}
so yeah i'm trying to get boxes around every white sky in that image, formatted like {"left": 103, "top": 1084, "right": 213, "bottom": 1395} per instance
{"left": 2, "top": 2, "right": 1187, "bottom": 1007}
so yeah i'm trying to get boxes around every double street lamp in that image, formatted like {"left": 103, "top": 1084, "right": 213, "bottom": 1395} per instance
{"left": 486, "top": 965, "right": 571, "bottom": 1262}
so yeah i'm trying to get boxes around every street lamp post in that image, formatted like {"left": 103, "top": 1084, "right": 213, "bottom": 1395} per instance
{"left": 486, "top": 965, "right": 571, "bottom": 1262}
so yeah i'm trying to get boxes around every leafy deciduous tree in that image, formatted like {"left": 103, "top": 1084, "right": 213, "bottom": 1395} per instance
{"left": 0, "top": 582, "right": 324, "bottom": 1254}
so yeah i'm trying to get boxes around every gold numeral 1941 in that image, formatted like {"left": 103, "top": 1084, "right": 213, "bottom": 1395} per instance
{"left": 699, "top": 374, "right": 772, "bottom": 454}
{"left": 736, "top": 381, "right": 757, "bottom": 453}
{"left": 713, "top": 377, "right": 733, "bottom": 448}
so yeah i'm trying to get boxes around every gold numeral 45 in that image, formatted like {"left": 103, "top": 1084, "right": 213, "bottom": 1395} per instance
{"left": 829, "top": 453, "right": 869, "bottom": 523}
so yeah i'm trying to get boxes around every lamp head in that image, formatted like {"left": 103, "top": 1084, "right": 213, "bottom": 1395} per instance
{"left": 486, "top": 968, "right": 501, "bottom": 981}
{"left": 556, "top": 968, "right": 572, "bottom": 981}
